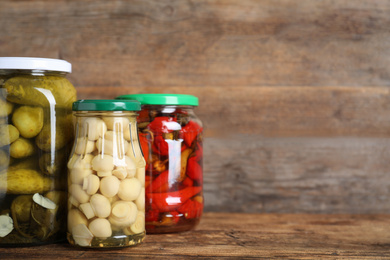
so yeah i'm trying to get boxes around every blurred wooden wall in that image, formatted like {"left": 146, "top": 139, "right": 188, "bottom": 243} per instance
{"left": 2, "top": 0, "right": 390, "bottom": 213}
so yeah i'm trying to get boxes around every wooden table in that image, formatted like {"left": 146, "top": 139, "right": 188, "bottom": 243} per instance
{"left": 1, "top": 212, "right": 390, "bottom": 259}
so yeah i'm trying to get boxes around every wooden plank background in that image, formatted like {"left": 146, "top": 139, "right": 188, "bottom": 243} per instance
{"left": 1, "top": 0, "right": 390, "bottom": 213}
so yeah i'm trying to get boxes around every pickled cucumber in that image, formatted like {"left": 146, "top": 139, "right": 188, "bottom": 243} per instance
{"left": 0, "top": 99, "right": 13, "bottom": 117}
{"left": 35, "top": 116, "right": 73, "bottom": 152}
{"left": 0, "top": 169, "right": 52, "bottom": 194}
{"left": 12, "top": 106, "right": 44, "bottom": 138}
{"left": 11, "top": 195, "right": 33, "bottom": 223}
{"left": 0, "top": 124, "right": 19, "bottom": 147}
{"left": 9, "top": 137, "right": 36, "bottom": 159}
{"left": 39, "top": 151, "right": 67, "bottom": 176}
{"left": 4, "top": 75, "right": 77, "bottom": 108}
{"left": 0, "top": 150, "right": 9, "bottom": 170}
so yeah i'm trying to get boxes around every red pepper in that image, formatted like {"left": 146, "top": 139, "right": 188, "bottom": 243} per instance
{"left": 139, "top": 132, "right": 150, "bottom": 164}
{"left": 178, "top": 199, "right": 203, "bottom": 219}
{"left": 181, "top": 177, "right": 194, "bottom": 188}
{"left": 152, "top": 135, "right": 169, "bottom": 156}
{"left": 147, "top": 117, "right": 177, "bottom": 134}
{"left": 186, "top": 157, "right": 203, "bottom": 184}
{"left": 150, "top": 170, "right": 169, "bottom": 192}
{"left": 146, "top": 186, "right": 202, "bottom": 212}
{"left": 180, "top": 121, "right": 202, "bottom": 147}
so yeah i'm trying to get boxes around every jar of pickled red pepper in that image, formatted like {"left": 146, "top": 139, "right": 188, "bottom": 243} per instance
{"left": 116, "top": 94, "right": 203, "bottom": 234}
{"left": 67, "top": 100, "right": 146, "bottom": 248}
{"left": 0, "top": 57, "right": 76, "bottom": 245}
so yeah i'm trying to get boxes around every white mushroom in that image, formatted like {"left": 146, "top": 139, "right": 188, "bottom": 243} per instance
{"left": 135, "top": 167, "right": 145, "bottom": 186}
{"left": 83, "top": 174, "right": 100, "bottom": 195}
{"left": 32, "top": 193, "right": 56, "bottom": 210}
{"left": 97, "top": 171, "right": 112, "bottom": 177}
{"left": 124, "top": 156, "right": 136, "bottom": 178}
{"left": 68, "top": 154, "right": 94, "bottom": 170}
{"left": 118, "top": 178, "right": 142, "bottom": 201}
{"left": 102, "top": 117, "right": 130, "bottom": 132}
{"left": 135, "top": 188, "right": 145, "bottom": 211}
{"left": 89, "top": 218, "right": 112, "bottom": 238}
{"left": 69, "top": 184, "right": 90, "bottom": 204}
{"left": 123, "top": 212, "right": 145, "bottom": 235}
{"left": 108, "top": 201, "right": 138, "bottom": 228}
{"left": 81, "top": 117, "right": 107, "bottom": 141}
{"left": 75, "top": 137, "right": 96, "bottom": 155}
{"left": 79, "top": 203, "right": 95, "bottom": 219}
{"left": 70, "top": 168, "right": 93, "bottom": 185}
{"left": 68, "top": 196, "right": 80, "bottom": 208}
{"left": 72, "top": 223, "right": 94, "bottom": 247}
{"left": 0, "top": 214, "right": 13, "bottom": 237}
{"left": 68, "top": 209, "right": 88, "bottom": 233}
{"left": 90, "top": 194, "right": 111, "bottom": 218}
{"left": 92, "top": 154, "right": 114, "bottom": 175}
{"left": 99, "top": 176, "right": 120, "bottom": 198}
{"left": 96, "top": 134, "right": 129, "bottom": 157}
{"left": 108, "top": 195, "right": 120, "bottom": 205}
{"left": 112, "top": 168, "right": 127, "bottom": 180}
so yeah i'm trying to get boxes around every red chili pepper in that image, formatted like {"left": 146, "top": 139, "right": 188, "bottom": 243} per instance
{"left": 178, "top": 199, "right": 203, "bottom": 219}
{"left": 180, "top": 121, "right": 202, "bottom": 147}
{"left": 181, "top": 177, "right": 194, "bottom": 188}
{"left": 152, "top": 135, "right": 169, "bottom": 156}
{"left": 147, "top": 117, "right": 177, "bottom": 134}
{"left": 146, "top": 186, "right": 202, "bottom": 212}
{"left": 139, "top": 132, "right": 150, "bottom": 163}
{"left": 150, "top": 170, "right": 168, "bottom": 192}
{"left": 186, "top": 157, "right": 203, "bottom": 184}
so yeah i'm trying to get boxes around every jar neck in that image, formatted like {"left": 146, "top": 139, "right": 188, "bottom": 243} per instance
{"left": 74, "top": 111, "right": 139, "bottom": 117}
{"left": 0, "top": 69, "right": 68, "bottom": 77}
{"left": 141, "top": 105, "right": 195, "bottom": 113}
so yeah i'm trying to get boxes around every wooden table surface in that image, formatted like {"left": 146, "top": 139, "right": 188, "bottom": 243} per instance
{"left": 1, "top": 212, "right": 390, "bottom": 259}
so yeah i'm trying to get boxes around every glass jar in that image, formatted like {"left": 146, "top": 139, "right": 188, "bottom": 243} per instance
{"left": 67, "top": 100, "right": 146, "bottom": 248}
{"left": 0, "top": 57, "right": 76, "bottom": 246}
{"left": 117, "top": 94, "right": 203, "bottom": 234}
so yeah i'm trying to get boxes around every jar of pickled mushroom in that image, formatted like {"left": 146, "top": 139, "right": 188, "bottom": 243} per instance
{"left": 67, "top": 99, "right": 145, "bottom": 248}
{"left": 0, "top": 57, "right": 76, "bottom": 246}
{"left": 116, "top": 94, "right": 203, "bottom": 234}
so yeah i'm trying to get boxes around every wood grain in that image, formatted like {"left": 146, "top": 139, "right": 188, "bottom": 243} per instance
{"left": 1, "top": 213, "right": 390, "bottom": 259}
{"left": 0, "top": 0, "right": 389, "bottom": 87}
{"left": 1, "top": 0, "right": 390, "bottom": 214}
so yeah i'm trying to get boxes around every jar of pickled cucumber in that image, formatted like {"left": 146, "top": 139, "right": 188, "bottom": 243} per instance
{"left": 67, "top": 100, "right": 146, "bottom": 248}
{"left": 116, "top": 94, "right": 203, "bottom": 234}
{"left": 0, "top": 57, "right": 76, "bottom": 245}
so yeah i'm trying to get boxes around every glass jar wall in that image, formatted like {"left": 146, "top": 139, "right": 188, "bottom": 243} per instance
{"left": 67, "top": 100, "right": 146, "bottom": 248}
{"left": 0, "top": 57, "right": 76, "bottom": 245}
{"left": 117, "top": 94, "right": 204, "bottom": 234}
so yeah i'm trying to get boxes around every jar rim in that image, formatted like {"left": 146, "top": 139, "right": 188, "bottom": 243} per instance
{"left": 116, "top": 94, "right": 199, "bottom": 106}
{"left": 0, "top": 57, "right": 71, "bottom": 73}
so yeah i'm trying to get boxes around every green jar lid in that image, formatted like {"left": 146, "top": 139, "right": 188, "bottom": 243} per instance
{"left": 72, "top": 99, "right": 141, "bottom": 111}
{"left": 116, "top": 94, "right": 199, "bottom": 106}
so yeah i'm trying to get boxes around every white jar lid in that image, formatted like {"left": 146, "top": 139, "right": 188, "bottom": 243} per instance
{"left": 0, "top": 57, "right": 71, "bottom": 73}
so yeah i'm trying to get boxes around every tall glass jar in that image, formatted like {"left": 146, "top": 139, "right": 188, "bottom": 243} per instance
{"left": 117, "top": 94, "right": 204, "bottom": 234}
{"left": 67, "top": 100, "right": 146, "bottom": 248}
{"left": 0, "top": 57, "right": 76, "bottom": 246}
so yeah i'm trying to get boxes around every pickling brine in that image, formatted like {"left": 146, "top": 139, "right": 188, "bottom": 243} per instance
{"left": 67, "top": 100, "right": 145, "bottom": 248}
